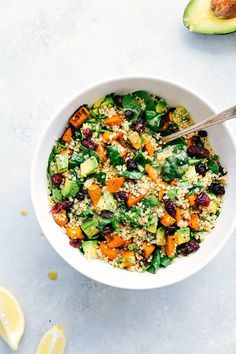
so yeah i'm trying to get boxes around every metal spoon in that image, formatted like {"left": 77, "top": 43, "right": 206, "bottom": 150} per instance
{"left": 162, "top": 105, "right": 236, "bottom": 144}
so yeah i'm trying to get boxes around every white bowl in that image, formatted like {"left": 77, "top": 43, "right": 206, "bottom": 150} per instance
{"left": 31, "top": 77, "right": 236, "bottom": 289}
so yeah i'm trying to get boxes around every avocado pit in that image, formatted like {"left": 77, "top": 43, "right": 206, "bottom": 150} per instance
{"left": 211, "top": 0, "right": 236, "bottom": 19}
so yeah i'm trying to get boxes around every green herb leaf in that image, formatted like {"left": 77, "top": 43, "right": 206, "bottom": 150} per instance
{"left": 117, "top": 206, "right": 142, "bottom": 228}
{"left": 57, "top": 140, "right": 66, "bottom": 148}
{"left": 187, "top": 184, "right": 202, "bottom": 195}
{"left": 107, "top": 146, "right": 125, "bottom": 166}
{"left": 146, "top": 110, "right": 164, "bottom": 132}
{"left": 208, "top": 159, "right": 220, "bottom": 175}
{"left": 161, "top": 151, "right": 189, "bottom": 182}
{"left": 78, "top": 206, "right": 94, "bottom": 218}
{"left": 142, "top": 196, "right": 160, "bottom": 207}
{"left": 146, "top": 249, "right": 160, "bottom": 274}
{"left": 74, "top": 130, "right": 82, "bottom": 139}
{"left": 116, "top": 169, "right": 144, "bottom": 179}
{"left": 166, "top": 187, "right": 177, "bottom": 200}
{"left": 98, "top": 216, "right": 113, "bottom": 231}
{"left": 47, "top": 146, "right": 57, "bottom": 178}
{"left": 69, "top": 151, "right": 85, "bottom": 168}
{"left": 212, "top": 154, "right": 219, "bottom": 161}
{"left": 134, "top": 151, "right": 152, "bottom": 167}
{"left": 133, "top": 90, "right": 155, "bottom": 110}
{"left": 93, "top": 172, "right": 107, "bottom": 184}
{"left": 127, "top": 244, "right": 139, "bottom": 251}
{"left": 160, "top": 255, "right": 172, "bottom": 267}
{"left": 122, "top": 94, "right": 140, "bottom": 111}
{"left": 52, "top": 187, "right": 63, "bottom": 202}
{"left": 80, "top": 145, "right": 102, "bottom": 162}
{"left": 112, "top": 218, "right": 120, "bottom": 232}
{"left": 166, "top": 137, "right": 187, "bottom": 146}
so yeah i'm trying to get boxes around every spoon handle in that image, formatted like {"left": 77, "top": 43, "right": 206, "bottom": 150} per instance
{"left": 162, "top": 105, "right": 236, "bottom": 144}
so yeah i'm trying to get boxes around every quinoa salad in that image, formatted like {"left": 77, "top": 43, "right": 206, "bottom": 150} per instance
{"left": 47, "top": 91, "right": 227, "bottom": 274}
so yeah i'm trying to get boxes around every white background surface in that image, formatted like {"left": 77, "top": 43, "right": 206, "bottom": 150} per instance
{"left": 0, "top": 0, "right": 236, "bottom": 353}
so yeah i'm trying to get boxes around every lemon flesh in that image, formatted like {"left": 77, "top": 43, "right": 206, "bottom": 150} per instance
{"left": 36, "top": 325, "right": 66, "bottom": 354}
{"left": 0, "top": 286, "right": 25, "bottom": 351}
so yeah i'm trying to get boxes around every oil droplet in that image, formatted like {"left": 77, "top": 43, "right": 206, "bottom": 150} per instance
{"left": 48, "top": 271, "right": 58, "bottom": 281}
{"left": 20, "top": 209, "right": 28, "bottom": 217}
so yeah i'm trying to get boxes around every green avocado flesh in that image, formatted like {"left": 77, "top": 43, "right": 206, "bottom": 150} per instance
{"left": 183, "top": 0, "right": 236, "bottom": 34}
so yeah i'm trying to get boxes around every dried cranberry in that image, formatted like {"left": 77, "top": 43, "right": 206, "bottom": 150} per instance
{"left": 51, "top": 203, "right": 62, "bottom": 214}
{"left": 196, "top": 192, "right": 210, "bottom": 207}
{"left": 178, "top": 240, "right": 200, "bottom": 256}
{"left": 126, "top": 159, "right": 138, "bottom": 170}
{"left": 134, "top": 118, "right": 145, "bottom": 132}
{"left": 100, "top": 210, "right": 114, "bottom": 218}
{"left": 114, "top": 95, "right": 123, "bottom": 106}
{"left": 81, "top": 139, "right": 98, "bottom": 150}
{"left": 82, "top": 128, "right": 92, "bottom": 139}
{"left": 69, "top": 238, "right": 82, "bottom": 248}
{"left": 196, "top": 163, "right": 207, "bottom": 176}
{"left": 198, "top": 130, "right": 208, "bottom": 137}
{"left": 125, "top": 110, "right": 134, "bottom": 118}
{"left": 187, "top": 146, "right": 209, "bottom": 158}
{"left": 191, "top": 135, "right": 202, "bottom": 146}
{"left": 68, "top": 149, "right": 74, "bottom": 156}
{"left": 209, "top": 183, "right": 225, "bottom": 195}
{"left": 165, "top": 200, "right": 176, "bottom": 218}
{"left": 165, "top": 226, "right": 177, "bottom": 236}
{"left": 51, "top": 200, "right": 72, "bottom": 214}
{"left": 61, "top": 200, "right": 73, "bottom": 209}
{"left": 51, "top": 173, "right": 63, "bottom": 187}
{"left": 76, "top": 190, "right": 86, "bottom": 201}
{"left": 114, "top": 191, "right": 128, "bottom": 202}
{"left": 101, "top": 225, "right": 113, "bottom": 237}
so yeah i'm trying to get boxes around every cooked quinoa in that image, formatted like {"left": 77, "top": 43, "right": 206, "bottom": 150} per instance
{"left": 47, "top": 91, "right": 227, "bottom": 274}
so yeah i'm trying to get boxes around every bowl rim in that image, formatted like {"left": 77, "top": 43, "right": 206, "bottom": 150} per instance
{"left": 31, "top": 75, "right": 236, "bottom": 289}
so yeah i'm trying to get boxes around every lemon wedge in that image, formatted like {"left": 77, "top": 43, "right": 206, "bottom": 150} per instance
{"left": 36, "top": 325, "right": 66, "bottom": 354}
{"left": 0, "top": 286, "right": 25, "bottom": 351}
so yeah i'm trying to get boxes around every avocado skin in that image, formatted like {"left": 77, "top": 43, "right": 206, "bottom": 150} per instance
{"left": 183, "top": 0, "right": 236, "bottom": 35}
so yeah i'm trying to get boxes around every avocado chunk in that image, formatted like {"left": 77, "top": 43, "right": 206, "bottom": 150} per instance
{"left": 52, "top": 187, "right": 63, "bottom": 202}
{"left": 146, "top": 215, "right": 158, "bottom": 234}
{"left": 96, "top": 192, "right": 117, "bottom": 212}
{"left": 80, "top": 156, "right": 98, "bottom": 177}
{"left": 143, "top": 195, "right": 160, "bottom": 207}
{"left": 207, "top": 193, "right": 219, "bottom": 214}
{"left": 155, "top": 227, "right": 166, "bottom": 246}
{"left": 93, "top": 96, "right": 105, "bottom": 108}
{"left": 156, "top": 98, "right": 168, "bottom": 114}
{"left": 55, "top": 153, "right": 69, "bottom": 173}
{"left": 81, "top": 241, "right": 98, "bottom": 259}
{"left": 183, "top": 0, "right": 236, "bottom": 34}
{"left": 81, "top": 218, "right": 100, "bottom": 238}
{"left": 100, "top": 95, "right": 114, "bottom": 107}
{"left": 176, "top": 227, "right": 191, "bottom": 245}
{"left": 61, "top": 179, "right": 79, "bottom": 198}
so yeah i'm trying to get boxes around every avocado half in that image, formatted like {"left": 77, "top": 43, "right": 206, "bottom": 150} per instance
{"left": 183, "top": 0, "right": 236, "bottom": 34}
